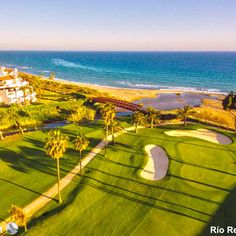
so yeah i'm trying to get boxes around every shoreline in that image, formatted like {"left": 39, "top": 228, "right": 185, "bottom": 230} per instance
{"left": 1, "top": 65, "right": 226, "bottom": 101}
{"left": 53, "top": 78, "right": 226, "bottom": 102}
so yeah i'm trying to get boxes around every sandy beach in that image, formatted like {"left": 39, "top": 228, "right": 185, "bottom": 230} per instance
{"left": 54, "top": 78, "right": 224, "bottom": 102}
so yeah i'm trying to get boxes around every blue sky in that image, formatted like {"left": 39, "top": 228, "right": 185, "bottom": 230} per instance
{"left": 0, "top": 0, "right": 235, "bottom": 50}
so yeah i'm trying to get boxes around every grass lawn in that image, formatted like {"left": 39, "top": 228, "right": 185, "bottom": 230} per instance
{"left": 35, "top": 90, "right": 75, "bottom": 104}
{"left": 0, "top": 121, "right": 103, "bottom": 221}
{"left": 11, "top": 124, "right": 235, "bottom": 236}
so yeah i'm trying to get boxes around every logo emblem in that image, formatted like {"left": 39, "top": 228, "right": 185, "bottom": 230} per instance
{"left": 6, "top": 222, "right": 18, "bottom": 235}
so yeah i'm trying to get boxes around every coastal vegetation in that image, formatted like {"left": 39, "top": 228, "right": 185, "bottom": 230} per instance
{"left": 131, "top": 111, "right": 147, "bottom": 133}
{"left": 222, "top": 91, "right": 236, "bottom": 133}
{"left": 177, "top": 106, "right": 195, "bottom": 126}
{"left": 0, "top": 70, "right": 233, "bottom": 134}
{"left": 146, "top": 107, "right": 161, "bottom": 128}
{"left": 107, "top": 119, "right": 123, "bottom": 144}
{"left": 19, "top": 72, "right": 106, "bottom": 98}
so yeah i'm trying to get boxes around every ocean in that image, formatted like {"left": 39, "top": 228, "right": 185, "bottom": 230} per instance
{"left": 0, "top": 51, "right": 235, "bottom": 93}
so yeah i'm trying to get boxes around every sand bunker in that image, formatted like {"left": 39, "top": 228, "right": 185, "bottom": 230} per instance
{"left": 140, "top": 145, "right": 169, "bottom": 180}
{"left": 165, "top": 128, "right": 232, "bottom": 144}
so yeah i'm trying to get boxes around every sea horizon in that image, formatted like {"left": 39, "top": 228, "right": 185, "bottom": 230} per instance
{"left": 0, "top": 51, "right": 235, "bottom": 93}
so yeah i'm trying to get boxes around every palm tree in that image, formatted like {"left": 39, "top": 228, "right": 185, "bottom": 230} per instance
{"left": 15, "top": 120, "right": 24, "bottom": 134}
{"left": 32, "top": 75, "right": 44, "bottom": 98}
{"left": 146, "top": 107, "right": 161, "bottom": 128}
{"left": 177, "top": 106, "right": 195, "bottom": 126}
{"left": 131, "top": 111, "right": 146, "bottom": 133}
{"left": 20, "top": 85, "right": 33, "bottom": 105}
{"left": 48, "top": 72, "right": 56, "bottom": 92}
{"left": 110, "top": 120, "right": 123, "bottom": 144}
{"left": 73, "top": 134, "right": 90, "bottom": 174}
{"left": 222, "top": 91, "right": 236, "bottom": 133}
{"left": 7, "top": 109, "right": 24, "bottom": 134}
{"left": 49, "top": 72, "right": 56, "bottom": 80}
{"left": 9, "top": 204, "right": 28, "bottom": 232}
{"left": 45, "top": 129, "right": 68, "bottom": 203}
{"left": 103, "top": 120, "right": 123, "bottom": 144}
{"left": 100, "top": 103, "right": 115, "bottom": 148}
{"left": 0, "top": 130, "right": 3, "bottom": 140}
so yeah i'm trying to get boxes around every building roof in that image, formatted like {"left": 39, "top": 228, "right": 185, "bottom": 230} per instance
{"left": 0, "top": 75, "right": 14, "bottom": 81}
{"left": 4, "top": 68, "right": 14, "bottom": 73}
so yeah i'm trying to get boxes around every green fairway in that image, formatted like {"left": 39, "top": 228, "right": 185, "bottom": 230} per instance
{"left": 10, "top": 124, "right": 235, "bottom": 236}
{"left": 0, "top": 122, "right": 103, "bottom": 220}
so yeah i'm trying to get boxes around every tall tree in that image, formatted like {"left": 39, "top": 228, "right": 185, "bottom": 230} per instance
{"left": 31, "top": 75, "right": 44, "bottom": 98}
{"left": 9, "top": 204, "right": 28, "bottom": 232}
{"left": 48, "top": 72, "right": 56, "bottom": 92}
{"left": 20, "top": 85, "right": 33, "bottom": 105}
{"left": 104, "top": 119, "right": 123, "bottom": 144}
{"left": 100, "top": 103, "right": 115, "bottom": 148}
{"left": 222, "top": 91, "right": 236, "bottom": 133}
{"left": 7, "top": 109, "right": 24, "bottom": 134}
{"left": 73, "top": 133, "right": 90, "bottom": 174}
{"left": 45, "top": 129, "right": 68, "bottom": 203}
{"left": 146, "top": 107, "right": 161, "bottom": 128}
{"left": 131, "top": 111, "right": 146, "bottom": 133}
{"left": 0, "top": 130, "right": 3, "bottom": 140}
{"left": 49, "top": 72, "right": 56, "bottom": 80}
{"left": 177, "top": 106, "right": 195, "bottom": 126}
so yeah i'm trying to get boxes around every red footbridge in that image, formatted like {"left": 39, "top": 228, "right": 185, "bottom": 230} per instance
{"left": 91, "top": 97, "right": 144, "bottom": 112}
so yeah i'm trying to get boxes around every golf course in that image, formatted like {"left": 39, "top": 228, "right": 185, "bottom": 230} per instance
{"left": 0, "top": 121, "right": 235, "bottom": 236}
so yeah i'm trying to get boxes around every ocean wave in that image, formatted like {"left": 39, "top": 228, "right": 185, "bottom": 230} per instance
{"left": 18, "top": 66, "right": 31, "bottom": 70}
{"left": 51, "top": 58, "right": 139, "bottom": 75}
{"left": 52, "top": 58, "right": 82, "bottom": 68}
{"left": 115, "top": 81, "right": 223, "bottom": 93}
{"left": 51, "top": 58, "right": 107, "bottom": 72}
{"left": 1, "top": 64, "right": 30, "bottom": 70}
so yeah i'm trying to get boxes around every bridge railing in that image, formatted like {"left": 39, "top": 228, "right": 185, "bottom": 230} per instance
{"left": 91, "top": 97, "right": 145, "bottom": 112}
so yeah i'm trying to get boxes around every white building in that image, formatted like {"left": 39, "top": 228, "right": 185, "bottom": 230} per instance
{"left": 0, "top": 67, "right": 36, "bottom": 104}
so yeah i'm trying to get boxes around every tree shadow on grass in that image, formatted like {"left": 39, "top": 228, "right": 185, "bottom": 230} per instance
{"left": 169, "top": 156, "right": 236, "bottom": 177}
{"left": 0, "top": 177, "right": 57, "bottom": 201}
{"left": 200, "top": 184, "right": 236, "bottom": 236}
{"left": 85, "top": 166, "right": 221, "bottom": 205}
{"left": 83, "top": 174, "right": 212, "bottom": 217}
{"left": 169, "top": 174, "right": 230, "bottom": 192}
{"left": 21, "top": 136, "right": 45, "bottom": 150}
{"left": 95, "top": 155, "right": 141, "bottom": 169}
{"left": 80, "top": 122, "right": 104, "bottom": 130}
{"left": 25, "top": 173, "right": 209, "bottom": 234}
{"left": 0, "top": 148, "right": 29, "bottom": 173}
{"left": 25, "top": 177, "right": 86, "bottom": 232}
{"left": 78, "top": 176, "right": 209, "bottom": 223}
{"left": 108, "top": 145, "right": 144, "bottom": 156}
